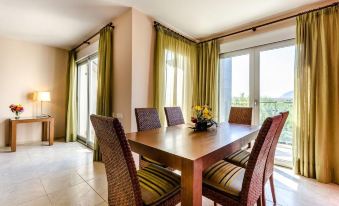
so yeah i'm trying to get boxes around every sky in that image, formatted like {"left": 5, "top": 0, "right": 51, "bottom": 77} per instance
{"left": 222, "top": 45, "right": 295, "bottom": 99}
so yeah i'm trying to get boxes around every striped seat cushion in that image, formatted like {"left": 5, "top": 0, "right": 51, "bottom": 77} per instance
{"left": 141, "top": 156, "right": 167, "bottom": 168}
{"left": 138, "top": 164, "right": 180, "bottom": 205}
{"left": 203, "top": 160, "right": 245, "bottom": 197}
{"left": 224, "top": 149, "right": 250, "bottom": 168}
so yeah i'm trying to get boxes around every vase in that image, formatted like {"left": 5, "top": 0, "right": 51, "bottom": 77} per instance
{"left": 194, "top": 122, "right": 209, "bottom": 131}
{"left": 15, "top": 112, "right": 20, "bottom": 119}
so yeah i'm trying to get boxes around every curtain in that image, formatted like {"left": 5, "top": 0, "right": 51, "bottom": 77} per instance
{"left": 153, "top": 25, "right": 197, "bottom": 124}
{"left": 192, "top": 40, "right": 219, "bottom": 119}
{"left": 65, "top": 51, "right": 77, "bottom": 142}
{"left": 294, "top": 5, "right": 339, "bottom": 183}
{"left": 94, "top": 26, "right": 114, "bottom": 161}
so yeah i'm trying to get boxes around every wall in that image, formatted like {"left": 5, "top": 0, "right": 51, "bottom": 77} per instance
{"left": 112, "top": 9, "right": 133, "bottom": 132}
{"left": 112, "top": 8, "right": 155, "bottom": 133}
{"left": 0, "top": 36, "right": 68, "bottom": 146}
{"left": 131, "top": 9, "right": 155, "bottom": 132}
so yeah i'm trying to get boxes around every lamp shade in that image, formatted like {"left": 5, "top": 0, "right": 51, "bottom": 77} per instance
{"left": 37, "top": 91, "right": 51, "bottom": 102}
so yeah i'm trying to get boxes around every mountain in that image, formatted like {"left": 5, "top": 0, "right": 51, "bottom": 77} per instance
{"left": 280, "top": 91, "right": 293, "bottom": 99}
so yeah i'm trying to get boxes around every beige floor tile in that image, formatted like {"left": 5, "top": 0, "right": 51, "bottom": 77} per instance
{"left": 86, "top": 176, "right": 108, "bottom": 201}
{"left": 41, "top": 169, "right": 85, "bottom": 194}
{"left": 95, "top": 201, "right": 108, "bottom": 206}
{"left": 77, "top": 162, "right": 106, "bottom": 181}
{"left": 47, "top": 182, "right": 104, "bottom": 206}
{"left": 0, "top": 178, "right": 47, "bottom": 205}
{"left": 18, "top": 195, "right": 52, "bottom": 206}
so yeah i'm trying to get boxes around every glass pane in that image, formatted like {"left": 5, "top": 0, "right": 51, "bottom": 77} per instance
{"left": 77, "top": 64, "right": 89, "bottom": 139}
{"left": 259, "top": 45, "right": 294, "bottom": 146}
{"left": 219, "top": 54, "right": 250, "bottom": 122}
{"left": 89, "top": 57, "right": 98, "bottom": 144}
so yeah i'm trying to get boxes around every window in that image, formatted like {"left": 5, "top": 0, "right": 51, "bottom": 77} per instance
{"left": 219, "top": 52, "right": 251, "bottom": 122}
{"left": 77, "top": 54, "right": 98, "bottom": 147}
{"left": 164, "top": 49, "right": 186, "bottom": 116}
{"left": 219, "top": 40, "right": 295, "bottom": 167}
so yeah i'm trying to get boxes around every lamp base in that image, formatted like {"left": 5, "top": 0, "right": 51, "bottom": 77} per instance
{"left": 37, "top": 114, "right": 50, "bottom": 118}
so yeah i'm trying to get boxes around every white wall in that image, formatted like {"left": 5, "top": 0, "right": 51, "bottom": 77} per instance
{"left": 220, "top": 26, "right": 295, "bottom": 53}
{"left": 0, "top": 36, "right": 68, "bottom": 146}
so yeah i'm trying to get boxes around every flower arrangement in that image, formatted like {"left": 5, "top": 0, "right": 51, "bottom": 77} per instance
{"left": 9, "top": 104, "right": 24, "bottom": 119}
{"left": 191, "top": 105, "right": 217, "bottom": 131}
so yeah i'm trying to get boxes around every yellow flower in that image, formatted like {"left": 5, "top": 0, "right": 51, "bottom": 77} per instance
{"left": 203, "top": 107, "right": 209, "bottom": 114}
{"left": 203, "top": 113, "right": 212, "bottom": 120}
{"left": 194, "top": 105, "right": 202, "bottom": 111}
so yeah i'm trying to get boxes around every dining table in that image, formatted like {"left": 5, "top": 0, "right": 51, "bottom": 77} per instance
{"left": 126, "top": 122, "right": 260, "bottom": 206}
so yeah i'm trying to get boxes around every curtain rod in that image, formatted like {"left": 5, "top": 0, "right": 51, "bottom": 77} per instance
{"left": 154, "top": 21, "right": 197, "bottom": 44}
{"left": 72, "top": 22, "right": 114, "bottom": 51}
{"left": 200, "top": 2, "right": 338, "bottom": 44}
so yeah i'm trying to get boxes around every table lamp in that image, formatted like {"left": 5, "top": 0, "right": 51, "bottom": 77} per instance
{"left": 36, "top": 91, "right": 51, "bottom": 117}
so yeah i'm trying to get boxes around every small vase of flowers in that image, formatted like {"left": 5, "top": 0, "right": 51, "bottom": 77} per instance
{"left": 191, "top": 105, "right": 217, "bottom": 131}
{"left": 9, "top": 104, "right": 24, "bottom": 119}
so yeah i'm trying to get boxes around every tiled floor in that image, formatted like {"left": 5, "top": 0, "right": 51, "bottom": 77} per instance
{"left": 1, "top": 141, "right": 339, "bottom": 206}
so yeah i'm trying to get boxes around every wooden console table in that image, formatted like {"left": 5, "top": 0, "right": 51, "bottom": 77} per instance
{"left": 9, "top": 116, "right": 54, "bottom": 152}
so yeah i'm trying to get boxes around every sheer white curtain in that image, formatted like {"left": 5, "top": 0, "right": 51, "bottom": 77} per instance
{"left": 163, "top": 49, "right": 193, "bottom": 123}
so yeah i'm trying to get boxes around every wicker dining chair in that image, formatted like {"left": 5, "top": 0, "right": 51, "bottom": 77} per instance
{"left": 228, "top": 107, "right": 253, "bottom": 125}
{"left": 164, "top": 107, "right": 185, "bottom": 126}
{"left": 90, "top": 115, "right": 181, "bottom": 206}
{"left": 228, "top": 107, "right": 253, "bottom": 149}
{"left": 135, "top": 108, "right": 166, "bottom": 169}
{"left": 224, "top": 112, "right": 289, "bottom": 206}
{"left": 202, "top": 114, "right": 283, "bottom": 206}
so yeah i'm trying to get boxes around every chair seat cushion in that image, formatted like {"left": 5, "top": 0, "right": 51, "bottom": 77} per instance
{"left": 141, "top": 156, "right": 167, "bottom": 168}
{"left": 224, "top": 149, "right": 250, "bottom": 168}
{"left": 138, "top": 164, "right": 180, "bottom": 205}
{"left": 203, "top": 160, "right": 245, "bottom": 197}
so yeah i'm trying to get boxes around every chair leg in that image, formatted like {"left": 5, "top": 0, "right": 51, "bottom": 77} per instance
{"left": 257, "top": 195, "right": 262, "bottom": 206}
{"left": 269, "top": 175, "right": 277, "bottom": 204}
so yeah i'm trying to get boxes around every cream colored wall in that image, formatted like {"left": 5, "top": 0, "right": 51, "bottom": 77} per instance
{"left": 112, "top": 9, "right": 133, "bottom": 132}
{"left": 0, "top": 36, "right": 68, "bottom": 147}
{"left": 131, "top": 9, "right": 155, "bottom": 132}
{"left": 112, "top": 8, "right": 155, "bottom": 133}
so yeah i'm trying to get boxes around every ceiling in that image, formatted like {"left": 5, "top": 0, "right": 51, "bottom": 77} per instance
{"left": 0, "top": 0, "right": 129, "bottom": 49}
{"left": 0, "top": 0, "right": 324, "bottom": 49}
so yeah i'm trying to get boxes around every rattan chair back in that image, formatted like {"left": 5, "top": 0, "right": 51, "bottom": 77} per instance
{"left": 90, "top": 115, "right": 143, "bottom": 206}
{"left": 240, "top": 114, "right": 283, "bottom": 206}
{"left": 135, "top": 108, "right": 161, "bottom": 131}
{"left": 264, "top": 112, "right": 289, "bottom": 182}
{"left": 164, "top": 107, "right": 185, "bottom": 126}
{"left": 228, "top": 107, "right": 253, "bottom": 125}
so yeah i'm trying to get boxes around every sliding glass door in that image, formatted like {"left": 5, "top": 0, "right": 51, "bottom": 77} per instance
{"left": 77, "top": 54, "right": 98, "bottom": 147}
{"left": 219, "top": 40, "right": 295, "bottom": 167}
{"left": 219, "top": 51, "right": 252, "bottom": 122}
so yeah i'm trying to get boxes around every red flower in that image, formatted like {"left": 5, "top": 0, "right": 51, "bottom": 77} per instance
{"left": 191, "top": 117, "right": 197, "bottom": 123}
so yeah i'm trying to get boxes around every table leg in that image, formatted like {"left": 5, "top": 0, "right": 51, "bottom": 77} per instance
{"left": 10, "top": 122, "right": 16, "bottom": 152}
{"left": 49, "top": 119, "right": 54, "bottom": 146}
{"left": 181, "top": 159, "right": 203, "bottom": 206}
{"left": 42, "top": 122, "right": 48, "bottom": 141}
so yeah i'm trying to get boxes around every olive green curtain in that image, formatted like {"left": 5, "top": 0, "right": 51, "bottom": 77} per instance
{"left": 65, "top": 51, "right": 77, "bottom": 142}
{"left": 153, "top": 25, "right": 197, "bottom": 124}
{"left": 192, "top": 40, "right": 219, "bottom": 119}
{"left": 93, "top": 26, "right": 114, "bottom": 161}
{"left": 294, "top": 5, "right": 339, "bottom": 183}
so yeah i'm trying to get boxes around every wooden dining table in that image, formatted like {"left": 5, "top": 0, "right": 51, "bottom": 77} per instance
{"left": 126, "top": 122, "right": 259, "bottom": 206}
